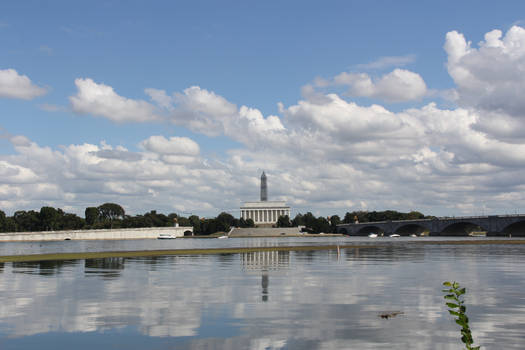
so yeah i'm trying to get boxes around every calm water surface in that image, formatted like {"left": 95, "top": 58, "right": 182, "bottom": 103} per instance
{"left": 0, "top": 237, "right": 524, "bottom": 349}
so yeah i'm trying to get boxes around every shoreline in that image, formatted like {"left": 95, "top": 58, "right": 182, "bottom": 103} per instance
{"left": 1, "top": 238, "right": 525, "bottom": 263}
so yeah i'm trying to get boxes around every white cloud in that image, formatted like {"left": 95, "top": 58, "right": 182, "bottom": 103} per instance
{"left": 145, "top": 88, "right": 173, "bottom": 110}
{"left": 355, "top": 54, "right": 416, "bottom": 70}
{"left": 0, "top": 68, "right": 47, "bottom": 100}
{"left": 140, "top": 135, "right": 200, "bottom": 156}
{"left": 168, "top": 86, "right": 285, "bottom": 148}
{"left": 170, "top": 86, "right": 238, "bottom": 136}
{"left": 70, "top": 78, "right": 161, "bottom": 122}
{"left": 445, "top": 26, "right": 525, "bottom": 118}
{"left": 333, "top": 69, "right": 427, "bottom": 102}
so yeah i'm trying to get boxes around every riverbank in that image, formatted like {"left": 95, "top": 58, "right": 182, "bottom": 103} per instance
{"left": 1, "top": 238, "right": 524, "bottom": 263}
{"left": 0, "top": 226, "right": 193, "bottom": 242}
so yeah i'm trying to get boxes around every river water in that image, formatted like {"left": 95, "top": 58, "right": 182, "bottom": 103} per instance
{"left": 0, "top": 237, "right": 524, "bottom": 349}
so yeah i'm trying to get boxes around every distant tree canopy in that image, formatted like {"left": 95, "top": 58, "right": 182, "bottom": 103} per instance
{"left": 342, "top": 210, "right": 427, "bottom": 223}
{"left": 0, "top": 205, "right": 429, "bottom": 236}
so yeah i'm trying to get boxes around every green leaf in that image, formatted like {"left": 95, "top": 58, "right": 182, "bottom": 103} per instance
{"left": 443, "top": 281, "right": 452, "bottom": 286}
{"left": 446, "top": 302, "right": 459, "bottom": 308}
{"left": 458, "top": 288, "right": 466, "bottom": 295}
{"left": 448, "top": 310, "right": 460, "bottom": 316}
{"left": 456, "top": 319, "right": 467, "bottom": 327}
{"left": 444, "top": 294, "right": 456, "bottom": 300}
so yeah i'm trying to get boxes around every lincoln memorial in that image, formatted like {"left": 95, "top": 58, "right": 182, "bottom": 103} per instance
{"left": 240, "top": 172, "right": 291, "bottom": 225}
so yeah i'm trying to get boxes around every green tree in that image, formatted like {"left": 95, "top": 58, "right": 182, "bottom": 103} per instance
{"left": 4, "top": 217, "right": 16, "bottom": 232}
{"left": 406, "top": 211, "right": 425, "bottom": 220}
{"left": 85, "top": 207, "right": 99, "bottom": 226}
{"left": 277, "top": 215, "right": 291, "bottom": 227}
{"left": 0, "top": 210, "right": 6, "bottom": 232}
{"left": 303, "top": 212, "right": 317, "bottom": 229}
{"left": 39, "top": 206, "right": 61, "bottom": 231}
{"left": 13, "top": 210, "right": 41, "bottom": 232}
{"left": 200, "top": 218, "right": 219, "bottom": 235}
{"left": 239, "top": 218, "right": 255, "bottom": 228}
{"left": 245, "top": 218, "right": 255, "bottom": 228}
{"left": 329, "top": 215, "right": 341, "bottom": 233}
{"left": 177, "top": 216, "right": 191, "bottom": 227}
{"left": 311, "top": 216, "right": 331, "bottom": 234}
{"left": 343, "top": 211, "right": 369, "bottom": 223}
{"left": 97, "top": 203, "right": 125, "bottom": 228}
{"left": 216, "top": 212, "right": 235, "bottom": 232}
{"left": 188, "top": 215, "right": 201, "bottom": 234}
{"left": 61, "top": 213, "right": 85, "bottom": 230}
{"left": 292, "top": 213, "right": 305, "bottom": 226}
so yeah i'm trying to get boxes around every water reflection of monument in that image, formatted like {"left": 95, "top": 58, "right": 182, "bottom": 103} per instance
{"left": 241, "top": 250, "right": 290, "bottom": 302}
{"left": 241, "top": 250, "right": 290, "bottom": 271}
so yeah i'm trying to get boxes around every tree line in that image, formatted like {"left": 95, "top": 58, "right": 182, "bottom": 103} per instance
{"left": 0, "top": 204, "right": 428, "bottom": 235}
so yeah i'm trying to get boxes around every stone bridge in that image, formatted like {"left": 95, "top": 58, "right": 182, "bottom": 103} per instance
{"left": 336, "top": 214, "right": 525, "bottom": 236}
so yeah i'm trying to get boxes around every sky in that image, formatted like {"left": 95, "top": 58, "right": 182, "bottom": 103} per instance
{"left": 2, "top": 1, "right": 525, "bottom": 218}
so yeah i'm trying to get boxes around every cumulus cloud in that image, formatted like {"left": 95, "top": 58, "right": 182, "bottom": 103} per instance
{"left": 445, "top": 26, "right": 525, "bottom": 118}
{"left": 0, "top": 133, "right": 243, "bottom": 215}
{"left": 140, "top": 135, "right": 200, "bottom": 156}
{"left": 333, "top": 69, "right": 427, "bottom": 102}
{"left": 0, "top": 68, "right": 47, "bottom": 100}
{"left": 70, "top": 78, "right": 161, "bottom": 122}
{"left": 74, "top": 82, "right": 285, "bottom": 149}
{"left": 170, "top": 86, "right": 238, "bottom": 136}
{"left": 168, "top": 86, "right": 285, "bottom": 147}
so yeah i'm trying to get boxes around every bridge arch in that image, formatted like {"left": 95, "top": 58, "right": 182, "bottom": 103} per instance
{"left": 394, "top": 224, "right": 428, "bottom": 236}
{"left": 356, "top": 225, "right": 385, "bottom": 236}
{"left": 184, "top": 230, "right": 193, "bottom": 236}
{"left": 439, "top": 221, "right": 488, "bottom": 236}
{"left": 502, "top": 220, "right": 525, "bottom": 237}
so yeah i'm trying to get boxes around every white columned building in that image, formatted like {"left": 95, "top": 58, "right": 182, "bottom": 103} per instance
{"left": 240, "top": 201, "right": 291, "bottom": 225}
{"left": 240, "top": 172, "right": 291, "bottom": 226}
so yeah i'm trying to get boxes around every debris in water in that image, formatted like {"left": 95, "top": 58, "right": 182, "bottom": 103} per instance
{"left": 379, "top": 311, "right": 404, "bottom": 319}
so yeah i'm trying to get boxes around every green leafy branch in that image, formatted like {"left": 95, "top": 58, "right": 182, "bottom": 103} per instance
{"left": 442, "top": 281, "right": 480, "bottom": 350}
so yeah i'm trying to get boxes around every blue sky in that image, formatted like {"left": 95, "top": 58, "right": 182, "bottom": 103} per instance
{"left": 2, "top": 1, "right": 525, "bottom": 217}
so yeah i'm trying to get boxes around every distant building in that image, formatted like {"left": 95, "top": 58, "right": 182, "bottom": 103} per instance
{"left": 240, "top": 172, "right": 290, "bottom": 225}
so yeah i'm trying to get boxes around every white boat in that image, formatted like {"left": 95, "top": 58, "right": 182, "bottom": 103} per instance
{"left": 218, "top": 235, "right": 229, "bottom": 239}
{"left": 157, "top": 233, "right": 177, "bottom": 239}
{"left": 410, "top": 234, "right": 417, "bottom": 237}
{"left": 368, "top": 233, "right": 378, "bottom": 238}
{"left": 389, "top": 234, "right": 401, "bottom": 238}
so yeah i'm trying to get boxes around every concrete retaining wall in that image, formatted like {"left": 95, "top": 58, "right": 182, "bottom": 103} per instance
{"left": 0, "top": 226, "right": 193, "bottom": 242}
{"left": 230, "top": 227, "right": 303, "bottom": 237}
